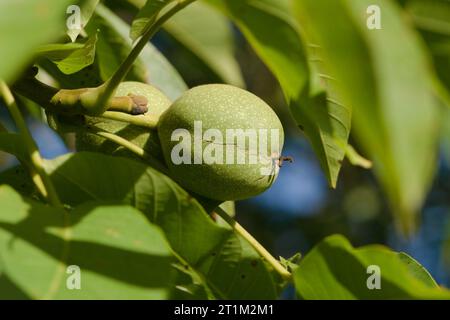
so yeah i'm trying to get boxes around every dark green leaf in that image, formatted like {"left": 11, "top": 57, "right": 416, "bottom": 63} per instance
{"left": 85, "top": 6, "right": 147, "bottom": 82}
{"left": 163, "top": 1, "right": 244, "bottom": 86}
{"left": 93, "top": 4, "right": 187, "bottom": 99}
{"left": 403, "top": 0, "right": 450, "bottom": 101}
{"left": 36, "top": 152, "right": 282, "bottom": 299}
{"left": 0, "top": 133, "right": 28, "bottom": 163}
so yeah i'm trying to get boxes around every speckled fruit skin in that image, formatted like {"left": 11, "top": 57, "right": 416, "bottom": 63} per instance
{"left": 158, "top": 84, "right": 284, "bottom": 201}
{"left": 76, "top": 82, "right": 171, "bottom": 162}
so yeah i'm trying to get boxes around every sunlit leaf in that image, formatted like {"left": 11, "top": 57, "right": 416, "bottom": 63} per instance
{"left": 0, "top": 0, "right": 74, "bottom": 82}
{"left": 37, "top": 34, "right": 97, "bottom": 75}
{"left": 294, "top": 0, "right": 441, "bottom": 233}
{"left": 294, "top": 234, "right": 450, "bottom": 299}
{"left": 2, "top": 152, "right": 283, "bottom": 299}
{"left": 66, "top": 0, "right": 100, "bottom": 42}
{"left": 0, "top": 185, "right": 175, "bottom": 299}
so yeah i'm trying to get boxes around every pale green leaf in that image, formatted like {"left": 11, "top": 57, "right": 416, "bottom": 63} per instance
{"left": 0, "top": 185, "right": 175, "bottom": 299}
{"left": 0, "top": 0, "right": 74, "bottom": 82}
{"left": 294, "top": 234, "right": 450, "bottom": 299}
{"left": 398, "top": 252, "right": 438, "bottom": 288}
{"left": 294, "top": 0, "right": 441, "bottom": 233}
{"left": 66, "top": 0, "right": 100, "bottom": 42}
{"left": 345, "top": 144, "right": 372, "bottom": 169}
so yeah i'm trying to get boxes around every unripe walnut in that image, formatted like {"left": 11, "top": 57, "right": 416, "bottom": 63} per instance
{"left": 77, "top": 81, "right": 171, "bottom": 162}
{"left": 158, "top": 84, "right": 284, "bottom": 201}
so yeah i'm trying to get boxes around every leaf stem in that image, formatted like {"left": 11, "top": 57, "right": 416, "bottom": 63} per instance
{"left": 0, "top": 81, "right": 62, "bottom": 207}
{"left": 100, "top": 111, "right": 159, "bottom": 128}
{"left": 94, "top": 0, "right": 197, "bottom": 114}
{"left": 215, "top": 207, "right": 292, "bottom": 280}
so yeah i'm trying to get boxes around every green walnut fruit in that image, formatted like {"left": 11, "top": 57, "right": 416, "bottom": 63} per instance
{"left": 76, "top": 81, "right": 171, "bottom": 163}
{"left": 158, "top": 84, "right": 284, "bottom": 201}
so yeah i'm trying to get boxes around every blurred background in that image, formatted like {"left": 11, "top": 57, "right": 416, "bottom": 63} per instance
{"left": 1, "top": 0, "right": 449, "bottom": 294}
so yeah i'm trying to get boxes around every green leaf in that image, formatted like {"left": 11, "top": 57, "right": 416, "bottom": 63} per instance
{"left": 294, "top": 0, "right": 441, "bottom": 233}
{"left": 163, "top": 1, "right": 244, "bottom": 86}
{"left": 0, "top": 185, "right": 175, "bottom": 299}
{"left": 208, "top": 0, "right": 349, "bottom": 188}
{"left": 35, "top": 152, "right": 281, "bottom": 299}
{"left": 38, "top": 34, "right": 97, "bottom": 75}
{"left": 397, "top": 252, "right": 439, "bottom": 288}
{"left": 292, "top": 69, "right": 351, "bottom": 188}
{"left": 0, "top": 133, "right": 28, "bottom": 163}
{"left": 403, "top": 0, "right": 450, "bottom": 100}
{"left": 66, "top": 0, "right": 100, "bottom": 42}
{"left": 207, "top": 0, "right": 308, "bottom": 103}
{"left": 0, "top": 166, "right": 38, "bottom": 200}
{"left": 294, "top": 234, "right": 450, "bottom": 299}
{"left": 170, "top": 263, "right": 211, "bottom": 299}
{"left": 0, "top": 0, "right": 74, "bottom": 82}
{"left": 93, "top": 4, "right": 187, "bottom": 100}
{"left": 36, "top": 43, "right": 85, "bottom": 60}
{"left": 85, "top": 7, "right": 147, "bottom": 83}
{"left": 130, "top": 0, "right": 175, "bottom": 42}
{"left": 441, "top": 109, "right": 450, "bottom": 166}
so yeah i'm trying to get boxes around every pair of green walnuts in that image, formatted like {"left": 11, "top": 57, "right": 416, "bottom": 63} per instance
{"left": 78, "top": 82, "right": 284, "bottom": 201}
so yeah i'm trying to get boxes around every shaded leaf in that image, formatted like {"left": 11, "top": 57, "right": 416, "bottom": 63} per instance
{"left": 402, "top": 0, "right": 450, "bottom": 96}
{"left": 0, "top": 166, "right": 37, "bottom": 199}
{"left": 85, "top": 6, "right": 147, "bottom": 82}
{"left": 130, "top": 0, "right": 174, "bottom": 42}
{"left": 33, "top": 152, "right": 282, "bottom": 299}
{"left": 0, "top": 185, "right": 175, "bottom": 299}
{"left": 94, "top": 4, "right": 187, "bottom": 99}
{"left": 163, "top": 1, "right": 244, "bottom": 86}
{"left": 0, "top": 133, "right": 28, "bottom": 163}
